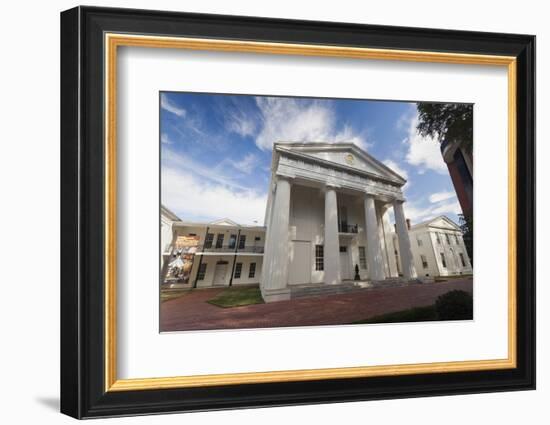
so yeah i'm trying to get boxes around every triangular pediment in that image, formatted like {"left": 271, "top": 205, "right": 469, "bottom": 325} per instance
{"left": 422, "top": 215, "right": 460, "bottom": 231}
{"left": 209, "top": 218, "right": 239, "bottom": 226}
{"left": 276, "top": 143, "right": 406, "bottom": 185}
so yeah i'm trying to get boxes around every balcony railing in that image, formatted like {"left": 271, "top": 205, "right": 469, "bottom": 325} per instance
{"left": 236, "top": 246, "right": 265, "bottom": 253}
{"left": 197, "top": 245, "right": 264, "bottom": 254}
{"left": 338, "top": 223, "right": 358, "bottom": 234}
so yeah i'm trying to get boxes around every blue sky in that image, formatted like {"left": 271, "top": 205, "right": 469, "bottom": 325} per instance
{"left": 160, "top": 92, "right": 461, "bottom": 226}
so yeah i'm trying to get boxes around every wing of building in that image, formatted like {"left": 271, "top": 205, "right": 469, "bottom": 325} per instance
{"left": 395, "top": 215, "right": 473, "bottom": 278}
{"left": 160, "top": 210, "right": 266, "bottom": 289}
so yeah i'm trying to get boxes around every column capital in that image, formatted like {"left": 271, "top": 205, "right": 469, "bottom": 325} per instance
{"left": 363, "top": 191, "right": 376, "bottom": 199}
{"left": 324, "top": 181, "right": 340, "bottom": 190}
{"left": 275, "top": 174, "right": 294, "bottom": 185}
{"left": 392, "top": 197, "right": 408, "bottom": 206}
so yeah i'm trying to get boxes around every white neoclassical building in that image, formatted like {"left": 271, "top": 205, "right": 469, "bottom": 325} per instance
{"left": 395, "top": 215, "right": 473, "bottom": 278}
{"left": 260, "top": 143, "right": 418, "bottom": 302}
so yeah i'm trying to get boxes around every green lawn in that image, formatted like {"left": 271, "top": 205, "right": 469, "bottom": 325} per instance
{"left": 352, "top": 305, "right": 438, "bottom": 324}
{"left": 207, "top": 286, "right": 264, "bottom": 308}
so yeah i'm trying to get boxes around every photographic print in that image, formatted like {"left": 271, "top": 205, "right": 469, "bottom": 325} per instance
{"left": 60, "top": 8, "right": 535, "bottom": 417}
{"left": 159, "top": 92, "right": 474, "bottom": 332}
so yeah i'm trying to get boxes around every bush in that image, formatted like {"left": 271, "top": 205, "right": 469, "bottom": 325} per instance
{"left": 435, "top": 290, "right": 473, "bottom": 320}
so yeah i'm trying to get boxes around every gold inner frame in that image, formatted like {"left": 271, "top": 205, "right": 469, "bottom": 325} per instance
{"left": 104, "top": 33, "right": 517, "bottom": 392}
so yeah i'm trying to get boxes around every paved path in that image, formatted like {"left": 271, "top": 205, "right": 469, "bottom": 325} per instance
{"left": 160, "top": 278, "right": 473, "bottom": 332}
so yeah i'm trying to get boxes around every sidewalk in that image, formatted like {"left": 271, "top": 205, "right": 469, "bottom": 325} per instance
{"left": 160, "top": 278, "right": 473, "bottom": 332}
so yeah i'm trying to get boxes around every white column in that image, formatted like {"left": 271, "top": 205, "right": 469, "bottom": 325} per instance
{"left": 376, "top": 208, "right": 390, "bottom": 276}
{"left": 260, "top": 183, "right": 275, "bottom": 285}
{"left": 262, "top": 176, "right": 292, "bottom": 291}
{"left": 393, "top": 200, "right": 418, "bottom": 279}
{"left": 382, "top": 209, "right": 399, "bottom": 277}
{"left": 364, "top": 194, "right": 386, "bottom": 281}
{"left": 324, "top": 186, "right": 341, "bottom": 285}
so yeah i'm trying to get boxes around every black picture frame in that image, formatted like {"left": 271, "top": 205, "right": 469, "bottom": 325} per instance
{"left": 61, "top": 5, "right": 535, "bottom": 419}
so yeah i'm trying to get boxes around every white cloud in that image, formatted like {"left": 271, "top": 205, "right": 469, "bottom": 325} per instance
{"left": 161, "top": 93, "right": 186, "bottom": 117}
{"left": 402, "top": 199, "right": 461, "bottom": 224}
{"left": 402, "top": 112, "right": 447, "bottom": 174}
{"left": 382, "top": 159, "right": 408, "bottom": 180}
{"left": 160, "top": 133, "right": 172, "bottom": 145}
{"left": 162, "top": 148, "right": 250, "bottom": 192}
{"left": 225, "top": 109, "right": 256, "bottom": 138}
{"left": 382, "top": 159, "right": 409, "bottom": 190}
{"left": 253, "top": 97, "right": 369, "bottom": 151}
{"left": 228, "top": 153, "right": 257, "bottom": 174}
{"left": 429, "top": 190, "right": 455, "bottom": 203}
{"left": 162, "top": 167, "right": 266, "bottom": 225}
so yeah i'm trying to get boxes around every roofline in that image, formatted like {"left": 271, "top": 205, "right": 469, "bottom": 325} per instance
{"left": 161, "top": 205, "right": 181, "bottom": 221}
{"left": 273, "top": 142, "right": 407, "bottom": 186}
{"left": 409, "top": 215, "right": 461, "bottom": 230}
{"left": 172, "top": 220, "right": 266, "bottom": 231}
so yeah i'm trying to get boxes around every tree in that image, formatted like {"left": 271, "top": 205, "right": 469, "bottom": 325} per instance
{"left": 458, "top": 213, "right": 473, "bottom": 265}
{"left": 416, "top": 103, "right": 473, "bottom": 155}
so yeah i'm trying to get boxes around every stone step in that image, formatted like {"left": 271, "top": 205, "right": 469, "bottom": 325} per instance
{"left": 290, "top": 279, "right": 423, "bottom": 299}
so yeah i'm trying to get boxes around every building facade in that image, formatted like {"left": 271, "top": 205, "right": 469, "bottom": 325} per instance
{"left": 161, "top": 215, "right": 265, "bottom": 289}
{"left": 160, "top": 144, "right": 470, "bottom": 302}
{"left": 395, "top": 215, "right": 473, "bottom": 278}
{"left": 441, "top": 138, "right": 473, "bottom": 217}
{"left": 260, "top": 143, "right": 418, "bottom": 302}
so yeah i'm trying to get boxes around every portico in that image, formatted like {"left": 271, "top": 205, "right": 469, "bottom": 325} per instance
{"left": 260, "top": 142, "right": 418, "bottom": 303}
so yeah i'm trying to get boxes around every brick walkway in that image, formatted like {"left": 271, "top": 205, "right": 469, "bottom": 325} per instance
{"left": 160, "top": 278, "right": 473, "bottom": 332}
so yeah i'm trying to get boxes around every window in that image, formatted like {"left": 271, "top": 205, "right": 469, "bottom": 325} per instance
{"left": 215, "top": 233, "right": 224, "bottom": 248}
{"left": 440, "top": 253, "right": 447, "bottom": 268}
{"left": 204, "top": 233, "right": 214, "bottom": 248}
{"left": 188, "top": 233, "right": 197, "bottom": 236}
{"left": 254, "top": 236, "right": 261, "bottom": 241}
{"left": 315, "top": 245, "right": 324, "bottom": 271}
{"left": 238, "top": 234, "right": 246, "bottom": 249}
{"left": 459, "top": 253, "right": 466, "bottom": 267}
{"left": 421, "top": 255, "right": 429, "bottom": 269}
{"left": 228, "top": 234, "right": 237, "bottom": 249}
{"left": 455, "top": 234, "right": 459, "bottom": 244}
{"left": 248, "top": 262, "right": 256, "bottom": 278}
{"left": 435, "top": 233, "right": 441, "bottom": 244}
{"left": 338, "top": 206, "right": 348, "bottom": 231}
{"left": 339, "top": 246, "right": 347, "bottom": 253}
{"left": 234, "top": 262, "right": 242, "bottom": 278}
{"left": 197, "top": 263, "right": 207, "bottom": 280}
{"left": 445, "top": 233, "right": 451, "bottom": 244}
{"left": 358, "top": 246, "right": 367, "bottom": 269}
{"left": 417, "top": 236, "right": 423, "bottom": 247}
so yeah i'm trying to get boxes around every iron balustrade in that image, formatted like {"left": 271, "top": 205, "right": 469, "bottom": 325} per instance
{"left": 338, "top": 223, "right": 358, "bottom": 233}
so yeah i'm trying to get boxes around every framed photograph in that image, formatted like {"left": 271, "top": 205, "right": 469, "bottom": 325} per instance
{"left": 60, "top": 6, "right": 535, "bottom": 419}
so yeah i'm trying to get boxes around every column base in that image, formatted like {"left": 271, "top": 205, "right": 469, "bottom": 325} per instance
{"left": 261, "top": 287, "right": 291, "bottom": 303}
{"left": 417, "top": 276, "right": 435, "bottom": 284}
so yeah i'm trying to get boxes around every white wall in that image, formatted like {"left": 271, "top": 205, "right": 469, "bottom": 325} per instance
{"left": 170, "top": 225, "right": 264, "bottom": 287}
{"left": 288, "top": 184, "right": 398, "bottom": 283}
{"left": 1, "top": 1, "right": 546, "bottom": 425}
{"left": 160, "top": 217, "right": 174, "bottom": 269}
{"left": 194, "top": 255, "right": 262, "bottom": 287}
{"left": 289, "top": 184, "right": 325, "bottom": 283}
{"left": 410, "top": 228, "right": 473, "bottom": 277}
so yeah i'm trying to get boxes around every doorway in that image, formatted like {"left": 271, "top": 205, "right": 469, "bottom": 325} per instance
{"left": 339, "top": 245, "right": 352, "bottom": 280}
{"left": 213, "top": 261, "right": 229, "bottom": 286}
